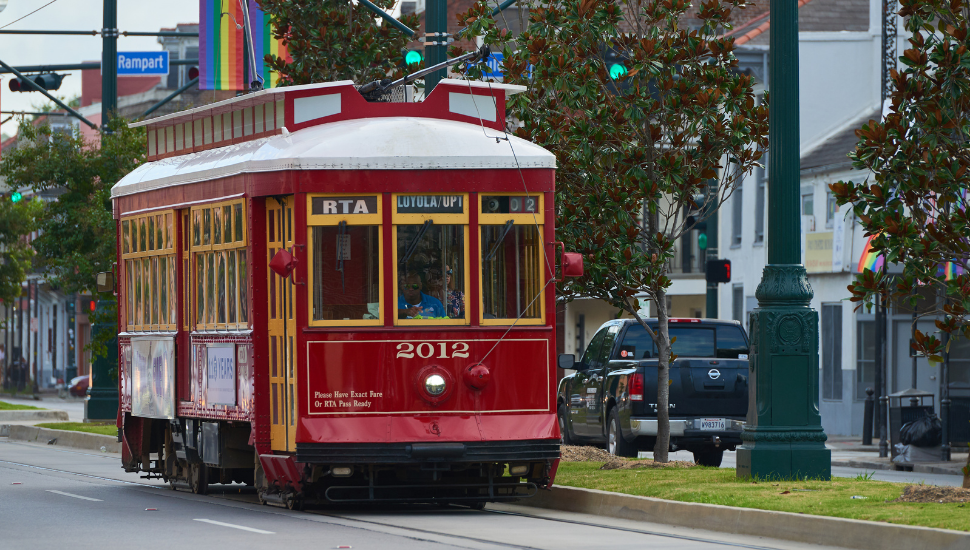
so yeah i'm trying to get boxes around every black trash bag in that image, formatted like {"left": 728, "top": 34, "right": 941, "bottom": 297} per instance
{"left": 899, "top": 414, "right": 943, "bottom": 447}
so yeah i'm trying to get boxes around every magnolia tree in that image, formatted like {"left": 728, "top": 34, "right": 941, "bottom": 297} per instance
{"left": 828, "top": 0, "right": 970, "bottom": 485}
{"left": 259, "top": 0, "right": 422, "bottom": 85}
{"left": 459, "top": 0, "right": 767, "bottom": 461}
{"left": 0, "top": 118, "right": 144, "bottom": 358}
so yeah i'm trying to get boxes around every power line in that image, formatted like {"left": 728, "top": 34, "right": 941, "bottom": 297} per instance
{"left": 0, "top": 0, "right": 61, "bottom": 31}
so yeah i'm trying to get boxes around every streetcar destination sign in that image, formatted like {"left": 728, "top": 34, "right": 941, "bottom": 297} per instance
{"left": 396, "top": 195, "right": 463, "bottom": 214}
{"left": 117, "top": 51, "right": 170, "bottom": 76}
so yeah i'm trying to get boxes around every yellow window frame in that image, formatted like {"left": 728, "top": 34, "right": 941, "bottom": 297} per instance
{"left": 189, "top": 199, "right": 249, "bottom": 331}
{"left": 121, "top": 210, "right": 177, "bottom": 332}
{"left": 478, "top": 219, "right": 547, "bottom": 327}
{"left": 392, "top": 193, "right": 470, "bottom": 326}
{"left": 306, "top": 193, "right": 384, "bottom": 327}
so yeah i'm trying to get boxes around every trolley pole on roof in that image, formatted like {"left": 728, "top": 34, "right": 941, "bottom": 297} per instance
{"left": 102, "top": 0, "right": 118, "bottom": 132}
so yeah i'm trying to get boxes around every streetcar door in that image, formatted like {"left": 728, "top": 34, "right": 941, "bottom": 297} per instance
{"left": 267, "top": 196, "right": 297, "bottom": 452}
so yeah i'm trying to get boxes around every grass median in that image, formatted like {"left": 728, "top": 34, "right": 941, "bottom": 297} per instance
{"left": 555, "top": 450, "right": 969, "bottom": 532}
{"left": 34, "top": 422, "right": 116, "bottom": 437}
{"left": 0, "top": 400, "right": 44, "bottom": 411}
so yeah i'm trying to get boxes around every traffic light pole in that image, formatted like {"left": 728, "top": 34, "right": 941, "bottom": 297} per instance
{"left": 736, "top": 0, "right": 830, "bottom": 480}
{"left": 705, "top": 208, "right": 718, "bottom": 319}
{"left": 101, "top": 0, "right": 118, "bottom": 132}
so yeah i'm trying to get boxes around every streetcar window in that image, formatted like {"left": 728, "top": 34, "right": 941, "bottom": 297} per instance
{"left": 312, "top": 226, "right": 381, "bottom": 322}
{"left": 396, "top": 224, "right": 465, "bottom": 322}
{"left": 480, "top": 224, "right": 542, "bottom": 321}
{"left": 190, "top": 200, "right": 249, "bottom": 331}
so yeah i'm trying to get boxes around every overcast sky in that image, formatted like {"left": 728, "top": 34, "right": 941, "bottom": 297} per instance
{"left": 0, "top": 0, "right": 200, "bottom": 137}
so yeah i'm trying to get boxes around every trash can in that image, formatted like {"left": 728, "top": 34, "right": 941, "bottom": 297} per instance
{"left": 888, "top": 388, "right": 935, "bottom": 460}
{"left": 948, "top": 382, "right": 970, "bottom": 448}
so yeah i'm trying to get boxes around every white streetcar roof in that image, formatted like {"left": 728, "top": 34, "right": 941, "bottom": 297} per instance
{"left": 114, "top": 79, "right": 549, "bottom": 199}
{"left": 112, "top": 116, "right": 554, "bottom": 198}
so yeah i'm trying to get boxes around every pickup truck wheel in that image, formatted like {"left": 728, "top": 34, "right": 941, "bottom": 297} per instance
{"left": 692, "top": 449, "right": 724, "bottom": 467}
{"left": 607, "top": 408, "right": 636, "bottom": 458}
{"left": 558, "top": 403, "right": 574, "bottom": 446}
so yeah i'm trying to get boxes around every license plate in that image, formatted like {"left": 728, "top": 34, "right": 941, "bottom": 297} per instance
{"left": 699, "top": 418, "right": 726, "bottom": 431}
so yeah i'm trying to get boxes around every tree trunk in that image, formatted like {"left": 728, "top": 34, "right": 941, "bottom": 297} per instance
{"left": 653, "top": 286, "right": 671, "bottom": 463}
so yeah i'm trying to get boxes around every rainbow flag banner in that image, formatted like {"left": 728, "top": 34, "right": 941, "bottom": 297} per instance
{"left": 858, "top": 233, "right": 966, "bottom": 280}
{"left": 857, "top": 234, "right": 884, "bottom": 273}
{"left": 200, "top": 0, "right": 291, "bottom": 91}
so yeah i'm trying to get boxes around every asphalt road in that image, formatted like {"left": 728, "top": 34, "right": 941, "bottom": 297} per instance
{"left": 0, "top": 438, "right": 848, "bottom": 550}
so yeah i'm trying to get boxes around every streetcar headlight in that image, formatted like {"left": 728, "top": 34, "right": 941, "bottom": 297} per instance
{"left": 509, "top": 464, "right": 529, "bottom": 476}
{"left": 332, "top": 466, "right": 353, "bottom": 477}
{"left": 425, "top": 374, "right": 446, "bottom": 396}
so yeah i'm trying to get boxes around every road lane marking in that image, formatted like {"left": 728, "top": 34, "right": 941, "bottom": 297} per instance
{"left": 194, "top": 519, "right": 274, "bottom": 534}
{"left": 47, "top": 490, "right": 103, "bottom": 501}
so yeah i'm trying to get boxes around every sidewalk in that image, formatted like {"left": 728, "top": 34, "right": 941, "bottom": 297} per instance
{"left": 827, "top": 435, "right": 968, "bottom": 476}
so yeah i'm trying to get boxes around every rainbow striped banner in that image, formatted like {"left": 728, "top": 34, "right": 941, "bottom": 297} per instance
{"left": 200, "top": 0, "right": 291, "bottom": 91}
{"left": 858, "top": 233, "right": 965, "bottom": 280}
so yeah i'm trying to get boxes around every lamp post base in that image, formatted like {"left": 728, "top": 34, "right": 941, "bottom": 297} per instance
{"left": 737, "top": 428, "right": 830, "bottom": 480}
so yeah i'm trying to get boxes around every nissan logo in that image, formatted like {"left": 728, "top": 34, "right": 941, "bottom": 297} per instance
{"left": 708, "top": 368, "right": 721, "bottom": 380}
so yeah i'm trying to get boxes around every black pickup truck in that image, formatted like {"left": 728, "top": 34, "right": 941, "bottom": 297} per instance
{"left": 557, "top": 318, "right": 749, "bottom": 466}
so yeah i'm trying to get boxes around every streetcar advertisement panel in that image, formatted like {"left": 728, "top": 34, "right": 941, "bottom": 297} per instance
{"left": 305, "top": 338, "right": 550, "bottom": 415}
{"left": 205, "top": 344, "right": 236, "bottom": 406}
{"left": 131, "top": 337, "right": 175, "bottom": 419}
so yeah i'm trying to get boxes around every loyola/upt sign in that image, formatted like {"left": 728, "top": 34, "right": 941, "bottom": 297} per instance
{"left": 117, "top": 51, "right": 169, "bottom": 76}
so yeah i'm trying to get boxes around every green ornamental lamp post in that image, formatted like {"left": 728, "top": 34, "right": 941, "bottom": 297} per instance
{"left": 85, "top": 299, "right": 118, "bottom": 422}
{"left": 735, "top": 0, "right": 831, "bottom": 480}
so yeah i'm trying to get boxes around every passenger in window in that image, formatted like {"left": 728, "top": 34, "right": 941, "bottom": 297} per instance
{"left": 398, "top": 273, "right": 446, "bottom": 319}
{"left": 444, "top": 265, "right": 464, "bottom": 319}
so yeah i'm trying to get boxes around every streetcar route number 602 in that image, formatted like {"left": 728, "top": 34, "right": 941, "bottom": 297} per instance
{"left": 396, "top": 342, "right": 470, "bottom": 359}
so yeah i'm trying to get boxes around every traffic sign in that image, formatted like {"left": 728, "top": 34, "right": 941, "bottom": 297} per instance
{"left": 483, "top": 52, "right": 504, "bottom": 79}
{"left": 117, "top": 51, "right": 169, "bottom": 76}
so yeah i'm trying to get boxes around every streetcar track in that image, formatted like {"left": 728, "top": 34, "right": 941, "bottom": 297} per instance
{"left": 2, "top": 452, "right": 801, "bottom": 550}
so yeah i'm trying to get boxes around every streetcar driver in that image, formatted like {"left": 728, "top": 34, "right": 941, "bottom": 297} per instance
{"left": 398, "top": 273, "right": 446, "bottom": 319}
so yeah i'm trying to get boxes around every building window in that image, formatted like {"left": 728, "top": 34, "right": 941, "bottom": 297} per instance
{"left": 732, "top": 284, "right": 744, "bottom": 323}
{"left": 856, "top": 320, "right": 876, "bottom": 399}
{"left": 190, "top": 200, "right": 249, "bottom": 331}
{"left": 754, "top": 149, "right": 766, "bottom": 244}
{"left": 826, "top": 192, "right": 837, "bottom": 228}
{"left": 822, "top": 304, "right": 843, "bottom": 400}
{"left": 732, "top": 183, "right": 743, "bottom": 246}
{"left": 948, "top": 336, "right": 970, "bottom": 384}
{"left": 801, "top": 193, "right": 814, "bottom": 216}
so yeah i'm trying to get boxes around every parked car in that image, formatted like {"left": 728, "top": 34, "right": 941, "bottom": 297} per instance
{"left": 557, "top": 318, "right": 749, "bottom": 466}
{"left": 69, "top": 375, "right": 90, "bottom": 397}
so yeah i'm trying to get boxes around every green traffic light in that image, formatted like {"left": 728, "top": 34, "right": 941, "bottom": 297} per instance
{"left": 405, "top": 50, "right": 423, "bottom": 66}
{"left": 10, "top": 191, "right": 22, "bottom": 203}
{"left": 609, "top": 63, "right": 628, "bottom": 80}
{"left": 698, "top": 233, "right": 708, "bottom": 250}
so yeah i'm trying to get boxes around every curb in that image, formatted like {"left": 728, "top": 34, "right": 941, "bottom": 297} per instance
{"left": 5, "top": 425, "right": 120, "bottom": 453}
{"left": 0, "top": 410, "right": 70, "bottom": 422}
{"left": 517, "top": 485, "right": 969, "bottom": 550}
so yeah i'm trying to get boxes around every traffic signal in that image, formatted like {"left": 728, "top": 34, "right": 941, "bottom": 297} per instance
{"left": 10, "top": 191, "right": 22, "bottom": 203}
{"left": 404, "top": 49, "right": 423, "bottom": 68}
{"left": 8, "top": 73, "right": 65, "bottom": 93}
{"left": 188, "top": 66, "right": 199, "bottom": 80}
{"left": 706, "top": 259, "right": 731, "bottom": 284}
{"left": 697, "top": 232, "right": 708, "bottom": 250}
{"left": 603, "top": 45, "right": 630, "bottom": 95}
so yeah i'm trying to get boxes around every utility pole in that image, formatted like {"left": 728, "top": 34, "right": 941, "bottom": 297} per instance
{"left": 736, "top": 0, "right": 831, "bottom": 480}
{"left": 424, "top": 0, "right": 449, "bottom": 93}
{"left": 102, "top": 0, "right": 118, "bottom": 131}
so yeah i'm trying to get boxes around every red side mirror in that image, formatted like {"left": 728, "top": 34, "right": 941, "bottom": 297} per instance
{"left": 269, "top": 248, "right": 298, "bottom": 278}
{"left": 563, "top": 252, "right": 584, "bottom": 278}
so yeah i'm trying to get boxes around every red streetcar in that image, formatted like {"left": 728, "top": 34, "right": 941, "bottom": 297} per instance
{"left": 110, "top": 78, "right": 579, "bottom": 508}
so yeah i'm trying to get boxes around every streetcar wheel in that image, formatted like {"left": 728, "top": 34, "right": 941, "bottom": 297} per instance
{"left": 471, "top": 501, "right": 486, "bottom": 510}
{"left": 692, "top": 449, "right": 724, "bottom": 468}
{"left": 190, "top": 463, "right": 209, "bottom": 495}
{"left": 285, "top": 494, "right": 303, "bottom": 511}
{"left": 607, "top": 408, "right": 636, "bottom": 458}
{"left": 558, "top": 403, "right": 574, "bottom": 446}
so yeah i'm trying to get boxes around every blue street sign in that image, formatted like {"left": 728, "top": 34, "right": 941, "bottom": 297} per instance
{"left": 117, "top": 51, "right": 169, "bottom": 76}
{"left": 483, "top": 52, "right": 504, "bottom": 79}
